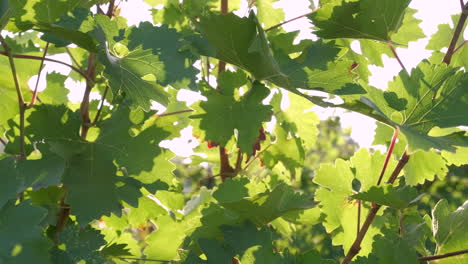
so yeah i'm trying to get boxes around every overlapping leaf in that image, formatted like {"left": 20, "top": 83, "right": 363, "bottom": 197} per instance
{"left": 431, "top": 200, "right": 468, "bottom": 264}
{"left": 213, "top": 179, "right": 313, "bottom": 226}
{"left": 0, "top": 201, "right": 52, "bottom": 264}
{"left": 26, "top": 105, "right": 174, "bottom": 224}
{"left": 314, "top": 148, "right": 397, "bottom": 256}
{"left": 0, "top": 155, "right": 64, "bottom": 208}
{"left": 352, "top": 185, "right": 419, "bottom": 209}
{"left": 191, "top": 72, "right": 273, "bottom": 154}
{"left": 310, "top": 0, "right": 411, "bottom": 41}
{"left": 51, "top": 225, "right": 106, "bottom": 263}
{"left": 362, "top": 61, "right": 468, "bottom": 152}
{"left": 95, "top": 21, "right": 198, "bottom": 110}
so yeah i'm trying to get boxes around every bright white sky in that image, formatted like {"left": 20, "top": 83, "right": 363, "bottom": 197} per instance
{"left": 19, "top": 0, "right": 464, "bottom": 156}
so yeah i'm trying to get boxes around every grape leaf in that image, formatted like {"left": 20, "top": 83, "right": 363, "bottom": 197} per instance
{"left": 310, "top": 0, "right": 411, "bottom": 42}
{"left": 144, "top": 215, "right": 187, "bottom": 261}
{"left": 95, "top": 21, "right": 199, "bottom": 110}
{"left": 314, "top": 148, "right": 395, "bottom": 256}
{"left": 40, "top": 72, "right": 69, "bottom": 105}
{"left": 358, "top": 8, "right": 424, "bottom": 67}
{"left": 214, "top": 181, "right": 313, "bottom": 226}
{"left": 195, "top": 11, "right": 286, "bottom": 85}
{"left": 352, "top": 185, "right": 419, "bottom": 209}
{"left": 403, "top": 150, "right": 448, "bottom": 185}
{"left": 362, "top": 60, "right": 468, "bottom": 152}
{"left": 427, "top": 15, "right": 467, "bottom": 51}
{"left": 255, "top": 0, "right": 285, "bottom": 29}
{"left": 271, "top": 91, "right": 320, "bottom": 150}
{"left": 0, "top": 49, "right": 41, "bottom": 133}
{"left": 127, "top": 22, "right": 198, "bottom": 91}
{"left": 194, "top": 11, "right": 363, "bottom": 104}
{"left": 52, "top": 225, "right": 106, "bottom": 264}
{"left": 0, "top": 201, "right": 52, "bottom": 264}
{"left": 352, "top": 231, "right": 419, "bottom": 264}
{"left": 26, "top": 105, "right": 173, "bottom": 224}
{"left": 262, "top": 125, "right": 305, "bottom": 174}
{"left": 8, "top": 0, "right": 94, "bottom": 31}
{"left": 0, "top": 155, "right": 64, "bottom": 208}
{"left": 431, "top": 200, "right": 468, "bottom": 264}
{"left": 191, "top": 74, "right": 273, "bottom": 154}
{"left": 221, "top": 221, "right": 281, "bottom": 263}
{"left": 37, "top": 8, "right": 98, "bottom": 52}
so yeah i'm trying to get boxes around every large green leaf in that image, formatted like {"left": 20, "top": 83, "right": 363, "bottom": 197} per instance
{"left": 314, "top": 148, "right": 396, "bottom": 256}
{"left": 51, "top": 225, "right": 106, "bottom": 263}
{"left": 96, "top": 21, "right": 198, "bottom": 110}
{"left": 191, "top": 73, "right": 273, "bottom": 154}
{"left": 255, "top": 0, "right": 285, "bottom": 29}
{"left": 37, "top": 8, "right": 98, "bottom": 52}
{"left": 0, "top": 155, "right": 64, "bottom": 208}
{"left": 0, "top": 201, "right": 52, "bottom": 264}
{"left": 352, "top": 185, "right": 419, "bottom": 209}
{"left": 310, "top": 0, "right": 411, "bottom": 41}
{"left": 195, "top": 11, "right": 285, "bottom": 83}
{"left": 213, "top": 179, "right": 313, "bottom": 226}
{"left": 26, "top": 105, "right": 174, "bottom": 224}
{"left": 431, "top": 200, "right": 468, "bottom": 264}
{"left": 362, "top": 61, "right": 468, "bottom": 152}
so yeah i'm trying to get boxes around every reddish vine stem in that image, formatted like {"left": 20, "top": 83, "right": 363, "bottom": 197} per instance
{"left": 376, "top": 128, "right": 399, "bottom": 185}
{"left": 341, "top": 151, "right": 411, "bottom": 264}
{"left": 80, "top": 53, "right": 97, "bottom": 139}
{"left": 0, "top": 51, "right": 91, "bottom": 83}
{"left": 265, "top": 9, "right": 318, "bottom": 32}
{"left": 29, "top": 42, "right": 49, "bottom": 107}
{"left": 443, "top": 3, "right": 468, "bottom": 64}
{"left": 418, "top": 249, "right": 468, "bottom": 262}
{"left": 386, "top": 151, "right": 410, "bottom": 184}
{"left": 217, "top": 0, "right": 235, "bottom": 182}
{"left": 388, "top": 41, "right": 407, "bottom": 73}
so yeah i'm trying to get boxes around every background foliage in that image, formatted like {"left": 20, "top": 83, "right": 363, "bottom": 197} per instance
{"left": 0, "top": 0, "right": 467, "bottom": 263}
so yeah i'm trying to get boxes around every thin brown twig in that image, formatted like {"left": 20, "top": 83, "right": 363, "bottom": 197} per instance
{"left": 243, "top": 143, "right": 272, "bottom": 171}
{"left": 388, "top": 41, "right": 407, "bottom": 73}
{"left": 453, "top": 39, "right": 468, "bottom": 54}
{"left": 265, "top": 9, "right": 318, "bottom": 32}
{"left": 0, "top": 35, "right": 26, "bottom": 159}
{"left": 443, "top": 3, "right": 468, "bottom": 64}
{"left": 29, "top": 42, "right": 49, "bottom": 107}
{"left": 92, "top": 85, "right": 109, "bottom": 124}
{"left": 461, "top": 0, "right": 465, "bottom": 10}
{"left": 386, "top": 151, "right": 410, "bottom": 184}
{"left": 79, "top": 53, "right": 97, "bottom": 139}
{"left": 418, "top": 249, "right": 468, "bottom": 262}
{"left": 0, "top": 138, "right": 7, "bottom": 146}
{"left": 0, "top": 51, "right": 92, "bottom": 83}
{"left": 0, "top": 37, "right": 24, "bottom": 106}
{"left": 65, "top": 47, "right": 82, "bottom": 70}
